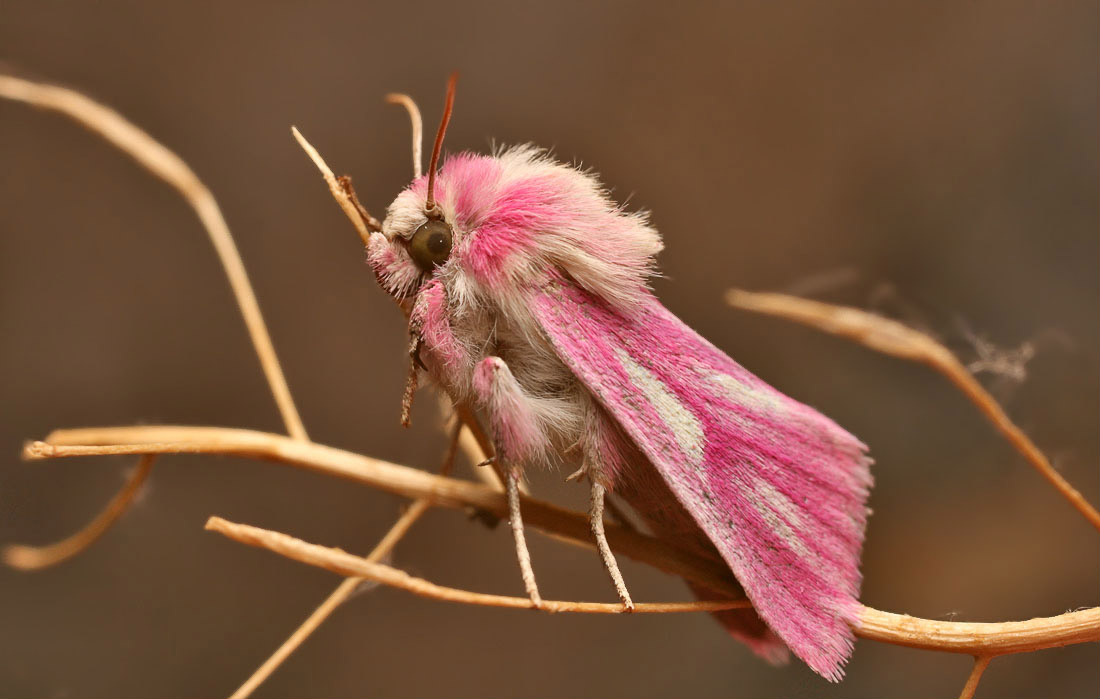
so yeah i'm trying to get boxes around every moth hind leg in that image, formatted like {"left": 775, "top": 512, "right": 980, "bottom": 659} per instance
{"left": 582, "top": 403, "right": 637, "bottom": 611}
{"left": 506, "top": 466, "right": 543, "bottom": 609}
{"left": 589, "top": 481, "right": 635, "bottom": 611}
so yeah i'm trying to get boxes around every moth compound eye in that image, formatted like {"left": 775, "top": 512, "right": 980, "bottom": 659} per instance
{"left": 407, "top": 219, "right": 453, "bottom": 272}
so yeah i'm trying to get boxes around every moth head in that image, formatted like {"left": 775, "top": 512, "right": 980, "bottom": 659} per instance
{"left": 361, "top": 75, "right": 662, "bottom": 309}
{"left": 366, "top": 75, "right": 460, "bottom": 299}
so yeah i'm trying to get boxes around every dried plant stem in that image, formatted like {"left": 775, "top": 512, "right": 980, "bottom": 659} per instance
{"left": 231, "top": 424, "right": 462, "bottom": 699}
{"left": 2, "top": 455, "right": 155, "bottom": 570}
{"left": 229, "top": 501, "right": 432, "bottom": 699}
{"left": 958, "top": 655, "right": 993, "bottom": 699}
{"left": 206, "top": 516, "right": 751, "bottom": 615}
{"left": 291, "top": 127, "right": 375, "bottom": 244}
{"left": 291, "top": 127, "right": 514, "bottom": 497}
{"left": 25, "top": 426, "right": 1100, "bottom": 655}
{"left": 0, "top": 75, "right": 307, "bottom": 442}
{"left": 856, "top": 608, "right": 1099, "bottom": 655}
{"left": 726, "top": 289, "right": 1100, "bottom": 531}
{"left": 25, "top": 426, "right": 739, "bottom": 598}
{"left": 7, "top": 74, "right": 1096, "bottom": 691}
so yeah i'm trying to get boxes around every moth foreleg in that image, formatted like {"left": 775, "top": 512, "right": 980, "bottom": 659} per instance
{"left": 471, "top": 356, "right": 547, "bottom": 465}
{"left": 589, "top": 481, "right": 635, "bottom": 611}
{"left": 408, "top": 278, "right": 468, "bottom": 374}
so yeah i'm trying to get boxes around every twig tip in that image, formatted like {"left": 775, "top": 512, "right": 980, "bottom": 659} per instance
{"left": 22, "top": 440, "right": 54, "bottom": 460}
{"left": 1, "top": 544, "right": 39, "bottom": 571}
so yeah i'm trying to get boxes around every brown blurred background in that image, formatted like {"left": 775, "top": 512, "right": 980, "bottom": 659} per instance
{"left": 1, "top": 2, "right": 1097, "bottom": 697}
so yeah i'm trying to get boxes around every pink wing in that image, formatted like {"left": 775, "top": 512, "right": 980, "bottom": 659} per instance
{"left": 531, "top": 280, "right": 871, "bottom": 681}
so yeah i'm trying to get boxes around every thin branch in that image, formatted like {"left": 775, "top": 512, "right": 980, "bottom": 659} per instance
{"left": 726, "top": 289, "right": 1100, "bottom": 531}
{"left": 291, "top": 128, "right": 517, "bottom": 498}
{"left": 7, "top": 73, "right": 1095, "bottom": 688}
{"left": 24, "top": 426, "right": 740, "bottom": 598}
{"left": 206, "top": 516, "right": 751, "bottom": 615}
{"left": 26, "top": 425, "right": 1100, "bottom": 654}
{"left": 2, "top": 455, "right": 155, "bottom": 570}
{"left": 857, "top": 608, "right": 1099, "bottom": 655}
{"left": 959, "top": 655, "right": 993, "bottom": 699}
{"left": 0, "top": 74, "right": 308, "bottom": 442}
{"left": 230, "top": 501, "right": 432, "bottom": 699}
{"left": 291, "top": 126, "right": 376, "bottom": 243}
{"left": 230, "top": 424, "right": 463, "bottom": 699}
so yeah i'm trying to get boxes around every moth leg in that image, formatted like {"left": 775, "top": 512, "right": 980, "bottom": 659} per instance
{"left": 506, "top": 466, "right": 543, "bottom": 608}
{"left": 409, "top": 278, "right": 468, "bottom": 374}
{"left": 472, "top": 356, "right": 549, "bottom": 609}
{"left": 589, "top": 481, "right": 635, "bottom": 611}
{"left": 399, "top": 334, "right": 421, "bottom": 428}
{"left": 471, "top": 356, "right": 548, "bottom": 469}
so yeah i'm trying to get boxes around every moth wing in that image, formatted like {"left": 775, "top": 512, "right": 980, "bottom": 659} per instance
{"left": 531, "top": 281, "right": 871, "bottom": 681}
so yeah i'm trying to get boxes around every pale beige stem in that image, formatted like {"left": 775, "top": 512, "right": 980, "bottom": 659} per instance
{"left": 958, "top": 655, "right": 993, "bottom": 699}
{"left": 726, "top": 289, "right": 1100, "bottom": 531}
{"left": 2, "top": 455, "right": 155, "bottom": 570}
{"left": 206, "top": 516, "right": 749, "bottom": 615}
{"left": 25, "top": 425, "right": 739, "bottom": 598}
{"left": 229, "top": 424, "right": 461, "bottom": 699}
{"left": 27, "top": 425, "right": 1100, "bottom": 655}
{"left": 291, "top": 126, "right": 373, "bottom": 245}
{"left": 0, "top": 75, "right": 307, "bottom": 442}
{"left": 229, "top": 499, "right": 431, "bottom": 699}
{"left": 857, "top": 608, "right": 1100, "bottom": 654}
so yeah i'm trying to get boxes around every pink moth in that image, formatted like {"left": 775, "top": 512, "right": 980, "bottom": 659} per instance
{"left": 355, "top": 77, "right": 872, "bottom": 681}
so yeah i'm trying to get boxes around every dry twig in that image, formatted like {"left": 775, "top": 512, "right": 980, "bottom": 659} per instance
{"left": 229, "top": 424, "right": 463, "bottom": 699}
{"left": 0, "top": 74, "right": 307, "bottom": 442}
{"left": 2, "top": 455, "right": 155, "bottom": 570}
{"left": 22, "top": 426, "right": 1100, "bottom": 655}
{"left": 5, "top": 74, "right": 1097, "bottom": 698}
{"left": 958, "top": 655, "right": 993, "bottom": 699}
{"left": 24, "top": 426, "right": 740, "bottom": 597}
{"left": 206, "top": 516, "right": 752, "bottom": 615}
{"left": 726, "top": 289, "right": 1100, "bottom": 531}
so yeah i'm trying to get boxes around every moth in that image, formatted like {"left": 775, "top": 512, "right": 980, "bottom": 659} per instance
{"left": 351, "top": 76, "right": 872, "bottom": 681}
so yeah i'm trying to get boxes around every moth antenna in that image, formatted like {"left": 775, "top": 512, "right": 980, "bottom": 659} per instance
{"left": 424, "top": 72, "right": 457, "bottom": 217}
{"left": 384, "top": 93, "right": 423, "bottom": 179}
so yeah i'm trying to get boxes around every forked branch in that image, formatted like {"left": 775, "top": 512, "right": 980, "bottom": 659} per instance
{"left": 5, "top": 73, "right": 1097, "bottom": 699}
{"left": 22, "top": 426, "right": 1100, "bottom": 655}
{"left": 0, "top": 74, "right": 308, "bottom": 442}
{"left": 726, "top": 289, "right": 1100, "bottom": 531}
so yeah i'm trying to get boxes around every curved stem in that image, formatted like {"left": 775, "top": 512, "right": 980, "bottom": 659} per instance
{"left": 3, "top": 455, "right": 155, "bottom": 570}
{"left": 726, "top": 289, "right": 1100, "bottom": 531}
{"left": 0, "top": 74, "right": 308, "bottom": 442}
{"left": 24, "top": 424, "right": 1100, "bottom": 655}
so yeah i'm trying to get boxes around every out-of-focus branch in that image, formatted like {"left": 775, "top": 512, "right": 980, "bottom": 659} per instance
{"left": 726, "top": 289, "right": 1100, "bottom": 531}
{"left": 2, "top": 455, "right": 155, "bottom": 570}
{"left": 24, "top": 425, "right": 1100, "bottom": 654}
{"left": 0, "top": 74, "right": 307, "bottom": 442}
{"left": 6, "top": 73, "right": 1096, "bottom": 696}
